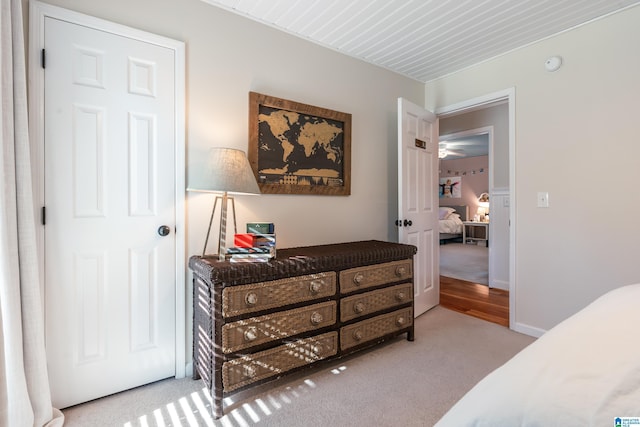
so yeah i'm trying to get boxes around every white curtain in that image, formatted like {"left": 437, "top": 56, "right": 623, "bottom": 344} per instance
{"left": 0, "top": 0, "right": 64, "bottom": 425}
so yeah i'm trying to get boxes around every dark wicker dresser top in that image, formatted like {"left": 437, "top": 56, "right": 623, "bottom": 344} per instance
{"left": 189, "top": 240, "right": 417, "bottom": 286}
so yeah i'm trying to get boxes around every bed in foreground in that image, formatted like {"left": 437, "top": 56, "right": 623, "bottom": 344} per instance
{"left": 435, "top": 283, "right": 640, "bottom": 426}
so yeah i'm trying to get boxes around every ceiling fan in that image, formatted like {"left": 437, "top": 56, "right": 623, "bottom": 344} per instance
{"left": 438, "top": 135, "right": 489, "bottom": 159}
{"left": 438, "top": 142, "right": 466, "bottom": 159}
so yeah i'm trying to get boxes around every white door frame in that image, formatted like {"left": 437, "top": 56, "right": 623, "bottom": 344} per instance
{"left": 28, "top": 1, "right": 187, "bottom": 378}
{"left": 436, "top": 88, "right": 517, "bottom": 330}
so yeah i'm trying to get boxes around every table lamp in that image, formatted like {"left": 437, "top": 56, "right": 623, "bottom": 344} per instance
{"left": 187, "top": 148, "right": 260, "bottom": 260}
{"left": 478, "top": 192, "right": 490, "bottom": 222}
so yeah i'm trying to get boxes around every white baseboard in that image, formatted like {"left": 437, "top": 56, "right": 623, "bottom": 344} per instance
{"left": 185, "top": 362, "right": 193, "bottom": 378}
{"left": 512, "top": 322, "right": 546, "bottom": 338}
{"left": 490, "top": 279, "right": 509, "bottom": 290}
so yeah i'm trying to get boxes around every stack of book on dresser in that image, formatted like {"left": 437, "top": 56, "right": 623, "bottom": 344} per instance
{"left": 227, "top": 222, "right": 276, "bottom": 263}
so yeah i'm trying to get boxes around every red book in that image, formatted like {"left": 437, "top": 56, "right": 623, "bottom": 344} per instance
{"left": 234, "top": 233, "right": 256, "bottom": 248}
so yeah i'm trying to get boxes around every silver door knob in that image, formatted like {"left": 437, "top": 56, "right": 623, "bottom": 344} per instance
{"left": 158, "top": 225, "right": 171, "bottom": 236}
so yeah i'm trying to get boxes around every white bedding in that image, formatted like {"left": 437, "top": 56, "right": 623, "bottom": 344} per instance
{"left": 435, "top": 283, "right": 640, "bottom": 426}
{"left": 439, "top": 215, "right": 463, "bottom": 235}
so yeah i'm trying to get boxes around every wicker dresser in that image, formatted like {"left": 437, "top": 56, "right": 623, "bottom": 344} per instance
{"left": 189, "top": 240, "right": 417, "bottom": 418}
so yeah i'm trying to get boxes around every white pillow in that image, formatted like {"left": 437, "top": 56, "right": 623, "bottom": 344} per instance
{"left": 439, "top": 207, "right": 456, "bottom": 220}
{"left": 448, "top": 213, "right": 462, "bottom": 224}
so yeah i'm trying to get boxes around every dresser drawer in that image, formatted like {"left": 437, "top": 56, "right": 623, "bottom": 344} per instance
{"left": 222, "top": 332, "right": 338, "bottom": 392}
{"left": 222, "top": 301, "right": 337, "bottom": 353}
{"left": 340, "top": 307, "right": 413, "bottom": 351}
{"left": 222, "top": 272, "right": 336, "bottom": 317}
{"left": 339, "top": 260, "right": 412, "bottom": 294}
{"left": 340, "top": 283, "right": 413, "bottom": 322}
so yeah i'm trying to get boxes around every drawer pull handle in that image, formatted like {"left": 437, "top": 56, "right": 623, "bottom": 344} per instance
{"left": 353, "top": 302, "right": 366, "bottom": 314}
{"left": 309, "top": 280, "right": 323, "bottom": 294}
{"left": 353, "top": 330, "right": 363, "bottom": 341}
{"left": 395, "top": 266, "right": 407, "bottom": 277}
{"left": 396, "top": 291, "right": 406, "bottom": 302}
{"left": 395, "top": 316, "right": 406, "bottom": 327}
{"left": 245, "top": 292, "right": 258, "bottom": 306}
{"left": 244, "top": 327, "right": 258, "bottom": 342}
{"left": 311, "top": 344, "right": 323, "bottom": 356}
{"left": 353, "top": 273, "right": 365, "bottom": 285}
{"left": 243, "top": 365, "right": 257, "bottom": 378}
{"left": 310, "top": 312, "right": 323, "bottom": 325}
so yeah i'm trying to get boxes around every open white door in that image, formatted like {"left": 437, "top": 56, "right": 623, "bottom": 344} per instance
{"left": 398, "top": 98, "right": 439, "bottom": 317}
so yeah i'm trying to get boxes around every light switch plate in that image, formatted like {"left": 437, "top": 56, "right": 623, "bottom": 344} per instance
{"left": 537, "top": 192, "right": 549, "bottom": 208}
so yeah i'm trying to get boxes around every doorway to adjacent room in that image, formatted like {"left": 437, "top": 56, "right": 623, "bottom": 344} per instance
{"left": 436, "top": 89, "right": 514, "bottom": 327}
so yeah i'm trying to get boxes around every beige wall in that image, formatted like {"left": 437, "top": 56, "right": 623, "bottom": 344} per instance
{"left": 426, "top": 5, "right": 640, "bottom": 332}
{"left": 28, "top": 0, "right": 424, "bottom": 366}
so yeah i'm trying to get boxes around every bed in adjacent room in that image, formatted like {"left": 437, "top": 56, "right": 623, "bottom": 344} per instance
{"left": 439, "top": 205, "right": 467, "bottom": 243}
{"left": 435, "top": 283, "right": 640, "bottom": 426}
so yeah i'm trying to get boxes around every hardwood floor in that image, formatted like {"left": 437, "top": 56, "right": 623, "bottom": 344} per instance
{"left": 439, "top": 275, "right": 509, "bottom": 327}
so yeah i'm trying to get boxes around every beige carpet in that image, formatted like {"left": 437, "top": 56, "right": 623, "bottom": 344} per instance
{"left": 61, "top": 307, "right": 534, "bottom": 427}
{"left": 439, "top": 243, "right": 488, "bottom": 285}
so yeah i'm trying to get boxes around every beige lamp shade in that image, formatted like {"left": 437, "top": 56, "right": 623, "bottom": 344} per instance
{"left": 187, "top": 148, "right": 260, "bottom": 195}
{"left": 187, "top": 147, "right": 259, "bottom": 258}
{"left": 478, "top": 192, "right": 490, "bottom": 208}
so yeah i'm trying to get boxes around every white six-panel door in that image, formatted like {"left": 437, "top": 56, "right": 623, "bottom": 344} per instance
{"left": 43, "top": 15, "right": 177, "bottom": 408}
{"left": 398, "top": 98, "right": 439, "bottom": 317}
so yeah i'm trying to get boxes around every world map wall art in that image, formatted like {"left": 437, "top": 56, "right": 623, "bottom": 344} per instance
{"left": 248, "top": 92, "right": 351, "bottom": 195}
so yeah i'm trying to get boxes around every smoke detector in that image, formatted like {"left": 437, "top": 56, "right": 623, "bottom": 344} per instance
{"left": 545, "top": 56, "right": 562, "bottom": 72}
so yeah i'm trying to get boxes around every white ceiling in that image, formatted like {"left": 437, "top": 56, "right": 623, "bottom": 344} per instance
{"left": 440, "top": 134, "right": 489, "bottom": 159}
{"left": 201, "top": 0, "right": 640, "bottom": 83}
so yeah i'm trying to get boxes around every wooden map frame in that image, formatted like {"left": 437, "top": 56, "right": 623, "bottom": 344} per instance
{"left": 248, "top": 92, "right": 351, "bottom": 195}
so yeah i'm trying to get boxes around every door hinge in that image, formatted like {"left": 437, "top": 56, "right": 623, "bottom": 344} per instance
{"left": 41, "top": 49, "right": 46, "bottom": 69}
{"left": 41, "top": 206, "right": 46, "bottom": 225}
